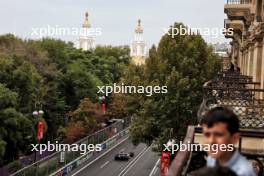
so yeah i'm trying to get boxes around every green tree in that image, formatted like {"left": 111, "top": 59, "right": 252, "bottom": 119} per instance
{"left": 66, "top": 98, "right": 103, "bottom": 139}
{"left": 0, "top": 83, "right": 32, "bottom": 164}
{"left": 64, "top": 60, "right": 102, "bottom": 107}
{"left": 126, "top": 23, "right": 221, "bottom": 145}
{"left": 0, "top": 55, "right": 44, "bottom": 114}
{"left": 0, "top": 34, "right": 131, "bottom": 166}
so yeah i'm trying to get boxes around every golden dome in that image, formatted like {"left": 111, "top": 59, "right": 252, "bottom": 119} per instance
{"left": 135, "top": 19, "right": 143, "bottom": 33}
{"left": 82, "top": 12, "right": 91, "bottom": 28}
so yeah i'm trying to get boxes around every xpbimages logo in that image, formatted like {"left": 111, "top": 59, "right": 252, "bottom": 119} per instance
{"left": 163, "top": 141, "right": 234, "bottom": 154}
{"left": 97, "top": 83, "right": 168, "bottom": 96}
{"left": 31, "top": 141, "right": 102, "bottom": 155}
{"left": 30, "top": 25, "right": 102, "bottom": 38}
{"left": 163, "top": 25, "right": 234, "bottom": 39}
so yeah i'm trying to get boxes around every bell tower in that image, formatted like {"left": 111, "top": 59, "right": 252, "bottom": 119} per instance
{"left": 79, "top": 12, "right": 95, "bottom": 50}
{"left": 130, "top": 19, "right": 147, "bottom": 65}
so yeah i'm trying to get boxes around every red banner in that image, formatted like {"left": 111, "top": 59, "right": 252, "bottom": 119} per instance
{"left": 160, "top": 152, "right": 171, "bottom": 176}
{"left": 37, "top": 121, "right": 45, "bottom": 141}
{"left": 102, "top": 103, "right": 106, "bottom": 114}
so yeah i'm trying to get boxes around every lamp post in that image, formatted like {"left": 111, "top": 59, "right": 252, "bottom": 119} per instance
{"left": 99, "top": 96, "right": 106, "bottom": 114}
{"left": 33, "top": 109, "right": 44, "bottom": 176}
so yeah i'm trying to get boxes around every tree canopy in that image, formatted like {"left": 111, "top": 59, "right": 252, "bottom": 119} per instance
{"left": 0, "top": 23, "right": 221, "bottom": 166}
{"left": 0, "top": 34, "right": 130, "bottom": 165}
{"left": 119, "top": 23, "right": 221, "bottom": 145}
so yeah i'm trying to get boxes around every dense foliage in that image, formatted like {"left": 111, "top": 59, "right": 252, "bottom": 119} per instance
{"left": 0, "top": 34, "right": 130, "bottom": 165}
{"left": 119, "top": 23, "right": 221, "bottom": 145}
{"left": 0, "top": 22, "right": 221, "bottom": 166}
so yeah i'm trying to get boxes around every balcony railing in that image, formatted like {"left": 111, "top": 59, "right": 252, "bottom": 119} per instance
{"left": 198, "top": 71, "right": 264, "bottom": 129}
{"left": 169, "top": 67, "right": 264, "bottom": 176}
{"left": 168, "top": 126, "right": 195, "bottom": 176}
{"left": 227, "top": 0, "right": 252, "bottom": 4}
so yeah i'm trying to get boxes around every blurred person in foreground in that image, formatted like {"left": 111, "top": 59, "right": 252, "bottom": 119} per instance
{"left": 201, "top": 107, "right": 256, "bottom": 176}
{"left": 192, "top": 166, "right": 237, "bottom": 176}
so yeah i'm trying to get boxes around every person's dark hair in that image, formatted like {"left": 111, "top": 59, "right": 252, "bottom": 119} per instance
{"left": 192, "top": 166, "right": 237, "bottom": 176}
{"left": 201, "top": 107, "right": 239, "bottom": 134}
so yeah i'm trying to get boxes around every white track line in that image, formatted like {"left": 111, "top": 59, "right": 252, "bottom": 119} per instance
{"left": 153, "top": 167, "right": 158, "bottom": 175}
{"left": 149, "top": 159, "right": 160, "bottom": 176}
{"left": 118, "top": 144, "right": 152, "bottom": 176}
{"left": 72, "top": 136, "right": 128, "bottom": 176}
{"left": 100, "top": 161, "right": 110, "bottom": 169}
{"left": 119, "top": 148, "right": 125, "bottom": 152}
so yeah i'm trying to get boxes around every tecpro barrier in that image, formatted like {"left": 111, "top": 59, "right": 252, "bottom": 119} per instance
{"left": 51, "top": 129, "right": 129, "bottom": 176}
{"left": 11, "top": 117, "right": 131, "bottom": 176}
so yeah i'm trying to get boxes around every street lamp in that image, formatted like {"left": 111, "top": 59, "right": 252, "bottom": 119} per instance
{"left": 38, "top": 110, "right": 44, "bottom": 116}
{"left": 99, "top": 96, "right": 105, "bottom": 101}
{"left": 32, "top": 111, "right": 38, "bottom": 117}
{"left": 33, "top": 109, "right": 44, "bottom": 176}
{"left": 99, "top": 96, "right": 106, "bottom": 114}
{"left": 33, "top": 109, "right": 44, "bottom": 162}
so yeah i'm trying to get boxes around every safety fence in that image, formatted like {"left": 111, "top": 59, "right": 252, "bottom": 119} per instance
{"left": 11, "top": 117, "right": 131, "bottom": 176}
{"left": 51, "top": 129, "right": 128, "bottom": 176}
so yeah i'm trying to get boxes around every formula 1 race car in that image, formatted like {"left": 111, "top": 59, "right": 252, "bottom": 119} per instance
{"left": 114, "top": 152, "right": 134, "bottom": 161}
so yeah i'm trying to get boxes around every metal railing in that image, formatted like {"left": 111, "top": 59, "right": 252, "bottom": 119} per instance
{"left": 198, "top": 71, "right": 264, "bottom": 129}
{"left": 227, "top": 0, "right": 252, "bottom": 5}
{"left": 169, "top": 67, "right": 264, "bottom": 175}
{"left": 51, "top": 128, "right": 129, "bottom": 176}
{"left": 11, "top": 117, "right": 131, "bottom": 176}
{"left": 168, "top": 126, "right": 195, "bottom": 176}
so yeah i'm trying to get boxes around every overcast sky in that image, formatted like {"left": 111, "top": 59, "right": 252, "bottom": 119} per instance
{"left": 0, "top": 0, "right": 228, "bottom": 46}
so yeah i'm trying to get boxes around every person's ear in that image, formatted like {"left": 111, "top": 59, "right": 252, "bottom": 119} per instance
{"left": 231, "top": 132, "right": 240, "bottom": 144}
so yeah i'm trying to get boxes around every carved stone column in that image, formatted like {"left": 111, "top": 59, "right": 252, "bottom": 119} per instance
{"left": 247, "top": 44, "right": 254, "bottom": 77}
{"left": 252, "top": 40, "right": 263, "bottom": 98}
{"left": 253, "top": 40, "right": 263, "bottom": 82}
{"left": 244, "top": 50, "right": 249, "bottom": 75}
{"left": 260, "top": 38, "right": 264, "bottom": 99}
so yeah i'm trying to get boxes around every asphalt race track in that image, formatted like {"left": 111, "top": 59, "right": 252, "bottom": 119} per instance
{"left": 69, "top": 137, "right": 160, "bottom": 176}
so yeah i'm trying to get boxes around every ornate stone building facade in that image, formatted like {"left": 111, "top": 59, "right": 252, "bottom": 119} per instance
{"left": 224, "top": 0, "right": 264, "bottom": 99}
